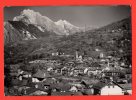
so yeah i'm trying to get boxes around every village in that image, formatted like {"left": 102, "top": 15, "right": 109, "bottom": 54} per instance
{"left": 4, "top": 49, "right": 132, "bottom": 96}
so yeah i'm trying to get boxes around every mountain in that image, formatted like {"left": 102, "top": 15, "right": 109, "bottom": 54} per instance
{"left": 4, "top": 20, "right": 57, "bottom": 45}
{"left": 4, "top": 17, "right": 131, "bottom": 65}
{"left": 4, "top": 9, "right": 85, "bottom": 44}
{"left": 58, "top": 17, "right": 131, "bottom": 51}
{"left": 55, "top": 20, "right": 81, "bottom": 35}
{"left": 55, "top": 17, "right": 131, "bottom": 63}
{"left": 13, "top": 9, "right": 82, "bottom": 35}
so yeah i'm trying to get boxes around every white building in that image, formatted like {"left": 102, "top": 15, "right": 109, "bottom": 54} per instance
{"left": 100, "top": 84, "right": 124, "bottom": 95}
{"left": 93, "top": 81, "right": 124, "bottom": 95}
{"left": 75, "top": 51, "right": 83, "bottom": 62}
{"left": 69, "top": 86, "right": 78, "bottom": 92}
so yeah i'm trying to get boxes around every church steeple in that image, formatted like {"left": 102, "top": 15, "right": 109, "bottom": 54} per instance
{"left": 76, "top": 51, "right": 79, "bottom": 60}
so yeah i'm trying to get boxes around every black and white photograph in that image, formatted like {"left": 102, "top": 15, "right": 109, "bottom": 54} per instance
{"left": 4, "top": 6, "right": 132, "bottom": 96}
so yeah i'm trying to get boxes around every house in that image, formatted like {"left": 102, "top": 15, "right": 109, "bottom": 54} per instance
{"left": 43, "top": 78, "right": 57, "bottom": 84}
{"left": 22, "top": 87, "right": 48, "bottom": 96}
{"left": 93, "top": 81, "right": 124, "bottom": 95}
{"left": 20, "top": 81, "right": 51, "bottom": 95}
{"left": 18, "top": 86, "right": 31, "bottom": 95}
{"left": 100, "top": 52, "right": 105, "bottom": 58}
{"left": 52, "top": 52, "right": 59, "bottom": 56}
{"left": 17, "top": 78, "right": 37, "bottom": 95}
{"left": 18, "top": 71, "right": 31, "bottom": 81}
{"left": 22, "top": 71, "right": 32, "bottom": 78}
{"left": 87, "top": 69, "right": 97, "bottom": 76}
{"left": 87, "top": 67, "right": 102, "bottom": 76}
{"left": 70, "top": 79, "right": 94, "bottom": 95}
{"left": 89, "top": 62, "right": 101, "bottom": 68}
{"left": 84, "top": 68, "right": 89, "bottom": 74}
{"left": 82, "top": 88, "right": 94, "bottom": 95}
{"left": 72, "top": 66, "right": 85, "bottom": 76}
{"left": 54, "top": 67, "right": 62, "bottom": 74}
{"left": 65, "top": 61, "right": 75, "bottom": 67}
{"left": 34, "top": 82, "right": 51, "bottom": 91}
{"left": 50, "top": 82, "right": 71, "bottom": 92}
{"left": 61, "top": 67, "right": 69, "bottom": 75}
{"left": 69, "top": 86, "right": 78, "bottom": 92}
{"left": 102, "top": 68, "right": 122, "bottom": 77}
{"left": 47, "top": 67, "right": 53, "bottom": 72}
{"left": 32, "top": 69, "right": 51, "bottom": 82}
{"left": 69, "top": 81, "right": 84, "bottom": 88}
{"left": 80, "top": 79, "right": 99, "bottom": 95}
{"left": 73, "top": 69, "right": 83, "bottom": 76}
{"left": 81, "top": 79, "right": 99, "bottom": 88}
{"left": 17, "top": 69, "right": 24, "bottom": 75}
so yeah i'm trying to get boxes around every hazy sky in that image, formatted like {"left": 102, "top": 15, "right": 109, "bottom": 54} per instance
{"left": 4, "top": 6, "right": 131, "bottom": 27}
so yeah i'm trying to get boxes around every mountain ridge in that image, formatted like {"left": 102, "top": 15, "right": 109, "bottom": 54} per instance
{"left": 4, "top": 17, "right": 131, "bottom": 65}
{"left": 13, "top": 9, "right": 83, "bottom": 35}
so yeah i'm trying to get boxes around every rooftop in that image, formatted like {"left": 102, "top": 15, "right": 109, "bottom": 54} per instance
{"left": 33, "top": 69, "right": 51, "bottom": 78}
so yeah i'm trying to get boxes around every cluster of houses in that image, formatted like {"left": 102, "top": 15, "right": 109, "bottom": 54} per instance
{"left": 4, "top": 51, "right": 132, "bottom": 96}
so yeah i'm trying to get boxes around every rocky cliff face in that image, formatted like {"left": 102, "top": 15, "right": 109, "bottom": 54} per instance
{"left": 4, "top": 9, "right": 86, "bottom": 44}
{"left": 4, "top": 20, "right": 57, "bottom": 44}
{"left": 13, "top": 9, "right": 82, "bottom": 35}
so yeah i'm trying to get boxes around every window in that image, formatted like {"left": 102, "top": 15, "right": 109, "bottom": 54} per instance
{"left": 44, "top": 86, "right": 49, "bottom": 89}
{"left": 35, "top": 84, "right": 38, "bottom": 88}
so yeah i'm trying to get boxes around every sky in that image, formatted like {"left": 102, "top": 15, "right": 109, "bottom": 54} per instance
{"left": 4, "top": 6, "right": 131, "bottom": 27}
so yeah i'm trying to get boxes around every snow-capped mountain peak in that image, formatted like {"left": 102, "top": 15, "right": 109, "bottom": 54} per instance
{"left": 13, "top": 9, "right": 83, "bottom": 36}
{"left": 55, "top": 19, "right": 79, "bottom": 29}
{"left": 13, "top": 9, "right": 53, "bottom": 25}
